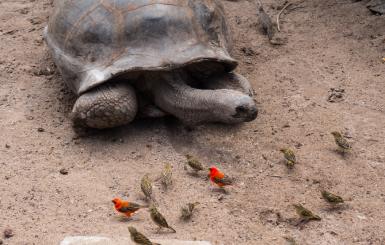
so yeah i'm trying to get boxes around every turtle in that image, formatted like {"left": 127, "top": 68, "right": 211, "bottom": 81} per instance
{"left": 44, "top": 0, "right": 258, "bottom": 129}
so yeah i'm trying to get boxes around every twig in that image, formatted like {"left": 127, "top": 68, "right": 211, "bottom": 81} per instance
{"left": 287, "top": 6, "right": 305, "bottom": 11}
{"left": 277, "top": 2, "right": 292, "bottom": 32}
{"left": 268, "top": 175, "right": 283, "bottom": 178}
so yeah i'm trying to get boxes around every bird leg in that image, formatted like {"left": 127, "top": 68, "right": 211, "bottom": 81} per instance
{"left": 156, "top": 227, "right": 162, "bottom": 233}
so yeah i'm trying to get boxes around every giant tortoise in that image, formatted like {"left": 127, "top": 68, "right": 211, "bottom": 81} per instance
{"left": 44, "top": 0, "right": 258, "bottom": 129}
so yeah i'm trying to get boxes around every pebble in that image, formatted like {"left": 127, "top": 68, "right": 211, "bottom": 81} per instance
{"left": 60, "top": 168, "right": 69, "bottom": 175}
{"left": 3, "top": 228, "right": 14, "bottom": 238}
{"left": 37, "top": 127, "right": 45, "bottom": 132}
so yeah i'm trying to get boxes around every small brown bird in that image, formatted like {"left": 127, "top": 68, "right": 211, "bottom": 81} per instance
{"left": 294, "top": 204, "right": 321, "bottom": 221}
{"left": 160, "top": 163, "right": 173, "bottom": 189}
{"left": 186, "top": 154, "right": 204, "bottom": 173}
{"left": 280, "top": 148, "right": 296, "bottom": 169}
{"left": 321, "top": 190, "right": 344, "bottom": 205}
{"left": 331, "top": 131, "right": 351, "bottom": 153}
{"left": 128, "top": 226, "right": 160, "bottom": 245}
{"left": 112, "top": 198, "right": 148, "bottom": 218}
{"left": 256, "top": 3, "right": 275, "bottom": 40}
{"left": 180, "top": 202, "right": 200, "bottom": 220}
{"left": 149, "top": 204, "right": 176, "bottom": 233}
{"left": 141, "top": 174, "right": 154, "bottom": 202}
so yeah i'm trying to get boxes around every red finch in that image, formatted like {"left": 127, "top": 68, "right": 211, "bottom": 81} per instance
{"left": 112, "top": 198, "right": 148, "bottom": 218}
{"left": 208, "top": 167, "right": 233, "bottom": 188}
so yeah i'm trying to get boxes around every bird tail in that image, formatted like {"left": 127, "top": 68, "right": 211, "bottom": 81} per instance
{"left": 168, "top": 226, "right": 176, "bottom": 233}
{"left": 312, "top": 215, "right": 321, "bottom": 221}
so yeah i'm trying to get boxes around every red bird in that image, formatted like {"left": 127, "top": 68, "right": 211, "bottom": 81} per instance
{"left": 208, "top": 167, "right": 233, "bottom": 188}
{"left": 112, "top": 198, "right": 148, "bottom": 218}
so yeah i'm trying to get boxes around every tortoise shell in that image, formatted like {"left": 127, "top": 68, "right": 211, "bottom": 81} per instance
{"left": 44, "top": 0, "right": 237, "bottom": 95}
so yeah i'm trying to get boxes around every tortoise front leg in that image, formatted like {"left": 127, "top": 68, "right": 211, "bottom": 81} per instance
{"left": 71, "top": 83, "right": 138, "bottom": 129}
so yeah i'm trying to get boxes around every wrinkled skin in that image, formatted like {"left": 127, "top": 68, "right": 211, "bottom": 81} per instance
{"left": 72, "top": 69, "right": 257, "bottom": 128}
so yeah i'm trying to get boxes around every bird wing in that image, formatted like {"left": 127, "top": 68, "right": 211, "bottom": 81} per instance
{"left": 119, "top": 203, "right": 142, "bottom": 213}
{"left": 153, "top": 212, "right": 169, "bottom": 227}
{"left": 286, "top": 152, "right": 296, "bottom": 162}
{"left": 188, "top": 160, "right": 203, "bottom": 170}
{"left": 338, "top": 138, "right": 351, "bottom": 149}
{"left": 133, "top": 232, "right": 152, "bottom": 244}
{"left": 213, "top": 175, "right": 233, "bottom": 185}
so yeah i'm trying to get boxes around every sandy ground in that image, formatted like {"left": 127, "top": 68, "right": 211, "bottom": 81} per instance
{"left": 1, "top": 0, "right": 385, "bottom": 244}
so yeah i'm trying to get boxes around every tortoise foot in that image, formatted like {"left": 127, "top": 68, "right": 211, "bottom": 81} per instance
{"left": 71, "top": 83, "right": 138, "bottom": 129}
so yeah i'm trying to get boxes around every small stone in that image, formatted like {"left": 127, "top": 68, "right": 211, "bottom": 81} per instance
{"left": 60, "top": 168, "right": 69, "bottom": 175}
{"left": 262, "top": 154, "right": 268, "bottom": 160}
{"left": 29, "top": 17, "right": 44, "bottom": 25}
{"left": 37, "top": 127, "right": 45, "bottom": 132}
{"left": 5, "top": 144, "right": 10, "bottom": 149}
{"left": 312, "top": 179, "right": 320, "bottom": 184}
{"left": 3, "top": 228, "right": 14, "bottom": 238}
{"left": 33, "top": 66, "right": 55, "bottom": 76}
{"left": 328, "top": 88, "right": 345, "bottom": 103}
{"left": 294, "top": 142, "right": 303, "bottom": 149}
{"left": 240, "top": 47, "right": 258, "bottom": 56}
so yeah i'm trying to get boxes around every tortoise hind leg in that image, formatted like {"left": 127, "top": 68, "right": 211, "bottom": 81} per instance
{"left": 71, "top": 83, "right": 138, "bottom": 129}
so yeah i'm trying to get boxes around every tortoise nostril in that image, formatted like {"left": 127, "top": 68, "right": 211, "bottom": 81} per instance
{"left": 249, "top": 107, "right": 258, "bottom": 119}
{"left": 236, "top": 106, "right": 247, "bottom": 113}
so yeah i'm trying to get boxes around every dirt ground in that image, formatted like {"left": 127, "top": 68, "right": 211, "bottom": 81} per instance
{"left": 1, "top": 0, "right": 385, "bottom": 244}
